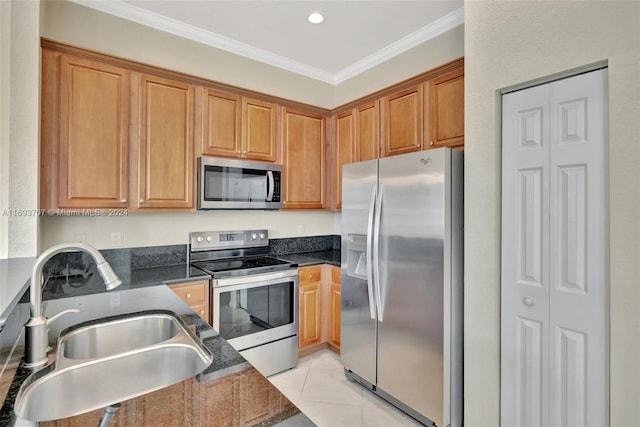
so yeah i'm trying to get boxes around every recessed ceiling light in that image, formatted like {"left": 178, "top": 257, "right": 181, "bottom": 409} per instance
{"left": 308, "top": 12, "right": 324, "bottom": 24}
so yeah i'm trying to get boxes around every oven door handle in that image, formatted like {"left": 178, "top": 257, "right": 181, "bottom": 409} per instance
{"left": 214, "top": 270, "right": 299, "bottom": 291}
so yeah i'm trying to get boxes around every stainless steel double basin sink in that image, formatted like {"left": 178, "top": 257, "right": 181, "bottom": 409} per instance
{"left": 14, "top": 310, "right": 213, "bottom": 422}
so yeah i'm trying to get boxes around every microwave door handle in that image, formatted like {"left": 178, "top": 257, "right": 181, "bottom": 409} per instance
{"left": 266, "top": 171, "right": 275, "bottom": 202}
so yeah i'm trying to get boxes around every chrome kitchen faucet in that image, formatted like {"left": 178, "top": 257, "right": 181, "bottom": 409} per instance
{"left": 24, "top": 242, "right": 122, "bottom": 368}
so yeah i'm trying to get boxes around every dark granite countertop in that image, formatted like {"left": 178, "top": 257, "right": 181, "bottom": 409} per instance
{"left": 0, "top": 294, "right": 314, "bottom": 426}
{"left": 42, "top": 262, "right": 209, "bottom": 301}
{"left": 277, "top": 250, "right": 341, "bottom": 267}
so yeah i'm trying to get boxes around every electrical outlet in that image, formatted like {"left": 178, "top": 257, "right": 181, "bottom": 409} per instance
{"left": 110, "top": 232, "right": 122, "bottom": 247}
{"left": 73, "top": 296, "right": 86, "bottom": 312}
{"left": 74, "top": 233, "right": 87, "bottom": 243}
{"left": 110, "top": 293, "right": 120, "bottom": 308}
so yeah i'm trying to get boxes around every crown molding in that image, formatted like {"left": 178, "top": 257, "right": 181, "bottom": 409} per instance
{"left": 332, "top": 7, "right": 464, "bottom": 84}
{"left": 70, "top": 0, "right": 463, "bottom": 85}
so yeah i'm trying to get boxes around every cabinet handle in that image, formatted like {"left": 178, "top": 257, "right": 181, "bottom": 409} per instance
{"left": 186, "top": 293, "right": 192, "bottom": 299}
{"left": 429, "top": 141, "right": 434, "bottom": 146}
{"left": 121, "top": 198, "right": 127, "bottom": 203}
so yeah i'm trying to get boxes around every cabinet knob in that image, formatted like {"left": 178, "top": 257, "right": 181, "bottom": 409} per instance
{"left": 300, "top": 290, "right": 304, "bottom": 295}
{"left": 416, "top": 143, "right": 420, "bottom": 147}
{"left": 139, "top": 199, "right": 145, "bottom": 204}
{"left": 308, "top": 274, "right": 313, "bottom": 279}
{"left": 429, "top": 141, "right": 434, "bottom": 146}
{"left": 186, "top": 293, "right": 192, "bottom": 299}
{"left": 200, "top": 310, "right": 205, "bottom": 315}
{"left": 121, "top": 198, "right": 127, "bottom": 203}
{"left": 523, "top": 297, "right": 534, "bottom": 307}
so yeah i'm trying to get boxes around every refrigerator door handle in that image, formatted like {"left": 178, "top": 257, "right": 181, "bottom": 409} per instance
{"left": 366, "top": 185, "right": 377, "bottom": 320}
{"left": 373, "top": 183, "right": 384, "bottom": 322}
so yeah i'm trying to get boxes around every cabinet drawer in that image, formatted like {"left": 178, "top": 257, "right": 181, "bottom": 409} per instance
{"left": 170, "top": 281, "right": 207, "bottom": 304}
{"left": 299, "top": 266, "right": 322, "bottom": 284}
{"left": 331, "top": 266, "right": 341, "bottom": 284}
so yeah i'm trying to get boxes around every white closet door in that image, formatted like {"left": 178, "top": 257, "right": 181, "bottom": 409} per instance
{"left": 501, "top": 69, "right": 609, "bottom": 427}
{"left": 502, "top": 83, "right": 551, "bottom": 427}
{"left": 548, "top": 70, "right": 608, "bottom": 427}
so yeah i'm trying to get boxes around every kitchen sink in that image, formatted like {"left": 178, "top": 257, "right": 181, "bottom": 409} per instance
{"left": 14, "top": 310, "right": 213, "bottom": 422}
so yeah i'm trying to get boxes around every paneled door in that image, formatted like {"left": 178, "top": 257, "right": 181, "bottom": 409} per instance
{"left": 501, "top": 69, "right": 608, "bottom": 427}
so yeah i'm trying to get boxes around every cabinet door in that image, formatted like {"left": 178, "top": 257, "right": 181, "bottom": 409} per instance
{"left": 283, "top": 108, "right": 325, "bottom": 209}
{"left": 299, "top": 266, "right": 322, "bottom": 349}
{"left": 329, "top": 267, "right": 342, "bottom": 350}
{"left": 299, "top": 282, "right": 321, "bottom": 348}
{"left": 200, "top": 88, "right": 242, "bottom": 158}
{"left": 334, "top": 110, "right": 356, "bottom": 210}
{"left": 169, "top": 280, "right": 210, "bottom": 324}
{"left": 243, "top": 98, "right": 277, "bottom": 162}
{"left": 135, "top": 74, "right": 194, "bottom": 210}
{"left": 380, "top": 85, "right": 423, "bottom": 157}
{"left": 427, "top": 67, "right": 464, "bottom": 149}
{"left": 355, "top": 101, "right": 379, "bottom": 161}
{"left": 55, "top": 54, "right": 130, "bottom": 208}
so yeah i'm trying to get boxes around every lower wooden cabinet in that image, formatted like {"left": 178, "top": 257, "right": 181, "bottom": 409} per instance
{"left": 298, "top": 264, "right": 341, "bottom": 355}
{"left": 40, "top": 367, "right": 296, "bottom": 427}
{"left": 328, "top": 266, "right": 341, "bottom": 350}
{"left": 298, "top": 266, "right": 322, "bottom": 349}
{"left": 169, "top": 280, "right": 210, "bottom": 324}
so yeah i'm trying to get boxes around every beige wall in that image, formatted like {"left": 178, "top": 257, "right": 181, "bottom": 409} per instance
{"left": 0, "top": 0, "right": 41, "bottom": 258}
{"left": 464, "top": 1, "right": 640, "bottom": 426}
{"left": 41, "top": 211, "right": 337, "bottom": 250}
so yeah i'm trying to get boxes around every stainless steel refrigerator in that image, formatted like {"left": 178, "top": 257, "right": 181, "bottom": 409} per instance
{"left": 341, "top": 148, "right": 463, "bottom": 427}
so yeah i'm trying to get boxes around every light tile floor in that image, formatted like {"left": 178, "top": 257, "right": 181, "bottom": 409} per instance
{"left": 268, "top": 350, "right": 423, "bottom": 427}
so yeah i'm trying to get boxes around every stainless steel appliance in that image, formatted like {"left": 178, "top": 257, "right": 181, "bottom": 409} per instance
{"left": 189, "top": 230, "right": 298, "bottom": 377}
{"left": 341, "top": 148, "right": 463, "bottom": 427}
{"left": 198, "top": 156, "right": 282, "bottom": 210}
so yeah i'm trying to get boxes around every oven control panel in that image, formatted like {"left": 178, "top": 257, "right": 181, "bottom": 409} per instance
{"left": 190, "top": 229, "right": 268, "bottom": 251}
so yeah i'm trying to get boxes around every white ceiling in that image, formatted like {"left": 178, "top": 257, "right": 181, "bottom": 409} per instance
{"left": 72, "top": 0, "right": 464, "bottom": 84}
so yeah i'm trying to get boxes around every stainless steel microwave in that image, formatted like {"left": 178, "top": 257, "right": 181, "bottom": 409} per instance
{"left": 198, "top": 156, "right": 283, "bottom": 210}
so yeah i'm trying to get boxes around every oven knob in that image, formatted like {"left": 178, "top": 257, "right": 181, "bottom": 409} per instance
{"left": 251, "top": 233, "right": 258, "bottom": 240}
{"left": 259, "top": 233, "right": 265, "bottom": 239}
{"left": 196, "top": 236, "right": 204, "bottom": 243}
{"left": 206, "top": 236, "right": 213, "bottom": 242}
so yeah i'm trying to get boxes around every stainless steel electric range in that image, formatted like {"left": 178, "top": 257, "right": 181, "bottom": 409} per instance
{"left": 189, "top": 229, "right": 299, "bottom": 377}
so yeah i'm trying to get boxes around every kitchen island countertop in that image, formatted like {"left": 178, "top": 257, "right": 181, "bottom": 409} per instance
{"left": 0, "top": 288, "right": 314, "bottom": 427}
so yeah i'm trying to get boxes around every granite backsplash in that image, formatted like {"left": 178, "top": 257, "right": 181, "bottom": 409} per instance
{"left": 268, "top": 235, "right": 340, "bottom": 255}
{"left": 42, "top": 235, "right": 340, "bottom": 278}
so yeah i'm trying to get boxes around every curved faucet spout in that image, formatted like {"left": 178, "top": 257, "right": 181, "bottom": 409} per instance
{"left": 25, "top": 243, "right": 123, "bottom": 368}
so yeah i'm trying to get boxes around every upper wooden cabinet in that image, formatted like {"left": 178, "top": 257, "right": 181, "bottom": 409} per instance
{"left": 199, "top": 91, "right": 277, "bottom": 162}
{"left": 333, "top": 110, "right": 356, "bottom": 210}
{"left": 132, "top": 73, "right": 195, "bottom": 210}
{"left": 282, "top": 108, "right": 325, "bottom": 210}
{"left": 425, "top": 67, "right": 464, "bottom": 149}
{"left": 380, "top": 85, "right": 424, "bottom": 157}
{"left": 199, "top": 89, "right": 242, "bottom": 158}
{"left": 242, "top": 98, "right": 278, "bottom": 162}
{"left": 356, "top": 101, "right": 380, "bottom": 161}
{"left": 41, "top": 52, "right": 130, "bottom": 209}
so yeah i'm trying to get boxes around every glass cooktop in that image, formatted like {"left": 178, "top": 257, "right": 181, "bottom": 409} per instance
{"left": 191, "top": 256, "right": 296, "bottom": 278}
